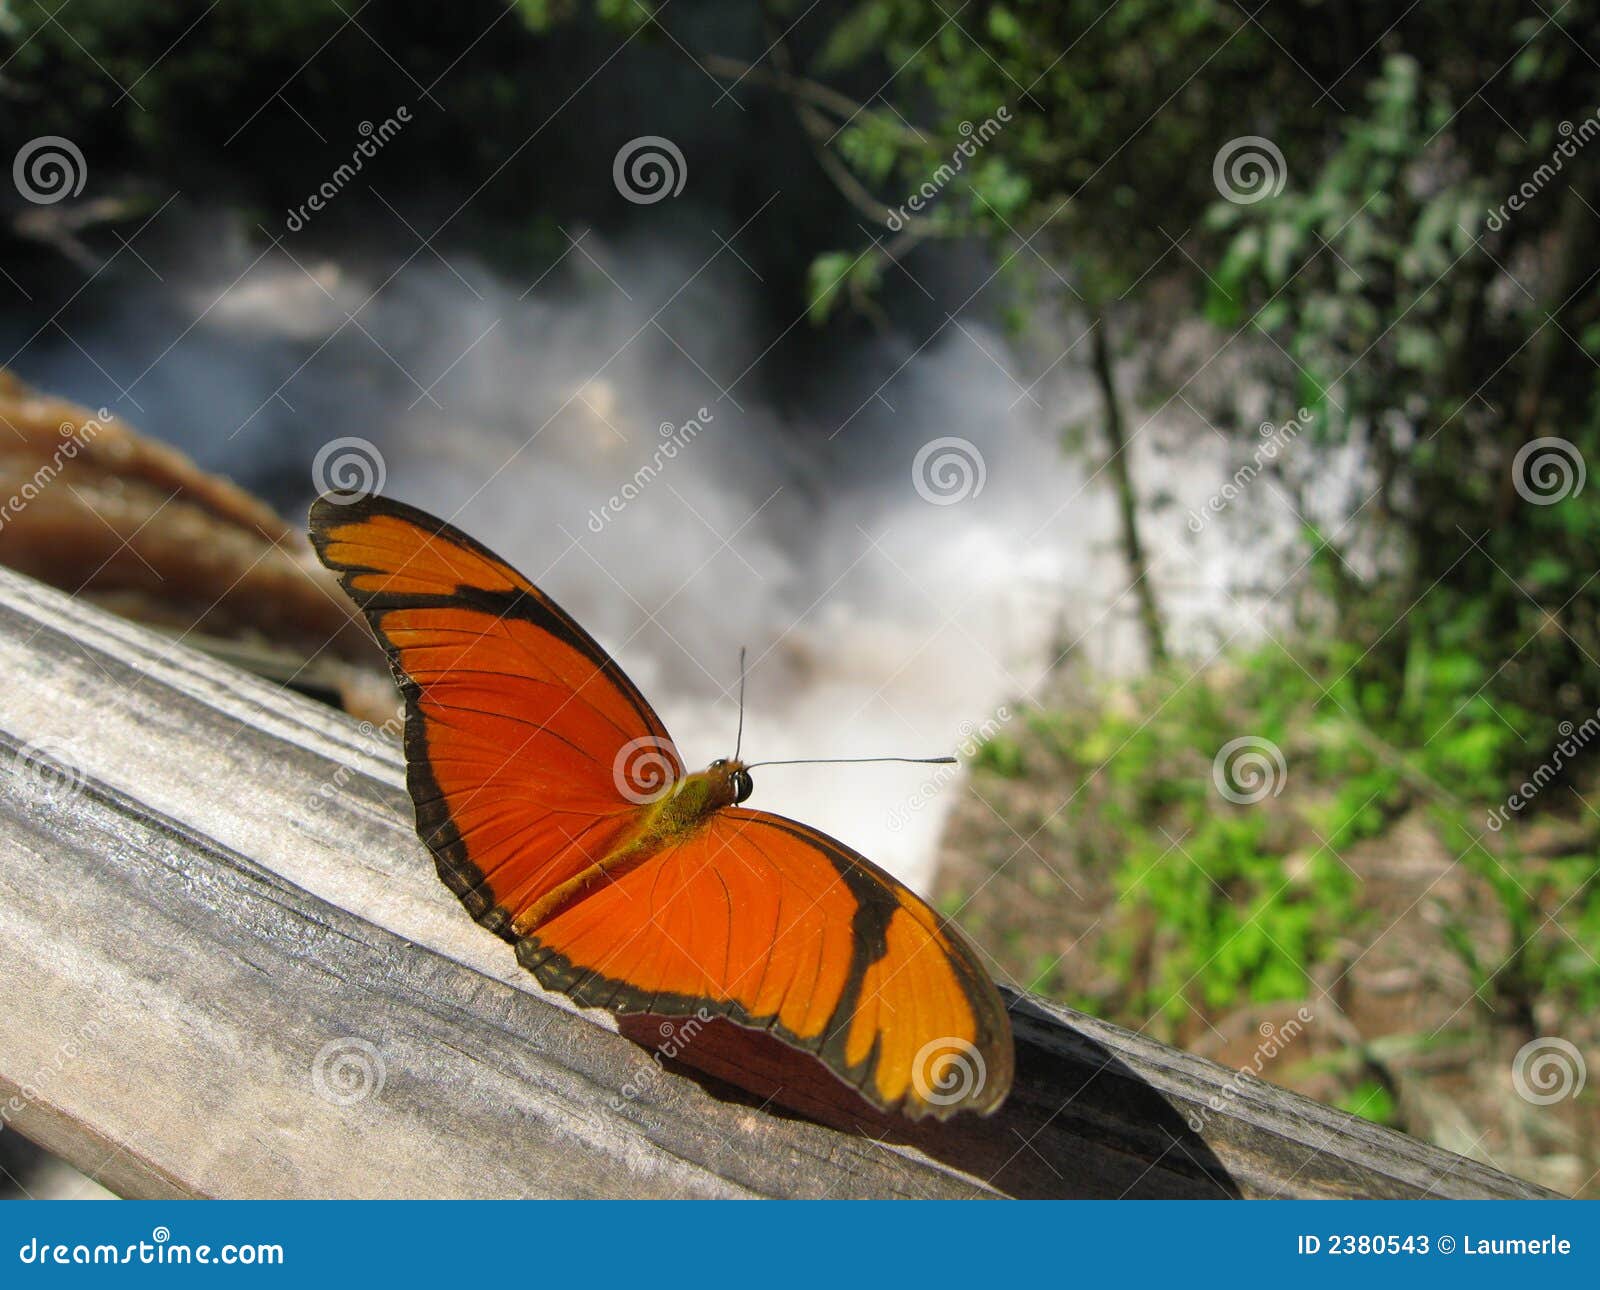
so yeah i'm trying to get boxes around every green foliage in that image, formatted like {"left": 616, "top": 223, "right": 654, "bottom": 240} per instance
{"left": 804, "top": 0, "right": 1300, "bottom": 309}
{"left": 1435, "top": 828, "right": 1600, "bottom": 1019}
{"left": 970, "top": 624, "right": 1600, "bottom": 1033}
{"left": 0, "top": 0, "right": 585, "bottom": 225}
{"left": 974, "top": 644, "right": 1372, "bottom": 1027}
{"left": 1339, "top": 1080, "right": 1399, "bottom": 1127}
{"left": 796, "top": 5, "right": 1600, "bottom": 823}
{"left": 971, "top": 731, "right": 1025, "bottom": 779}
{"left": 1203, "top": 29, "right": 1600, "bottom": 775}
{"left": 805, "top": 251, "right": 882, "bottom": 326}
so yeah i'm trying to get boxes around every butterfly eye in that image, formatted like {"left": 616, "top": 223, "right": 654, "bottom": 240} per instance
{"left": 710, "top": 757, "right": 727, "bottom": 768}
{"left": 732, "top": 770, "right": 753, "bottom": 803}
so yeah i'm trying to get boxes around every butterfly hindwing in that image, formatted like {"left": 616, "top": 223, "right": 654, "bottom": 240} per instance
{"left": 518, "top": 808, "right": 1013, "bottom": 1119}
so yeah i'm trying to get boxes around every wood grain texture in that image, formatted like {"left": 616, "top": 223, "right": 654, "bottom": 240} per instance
{"left": 0, "top": 565, "right": 1555, "bottom": 1199}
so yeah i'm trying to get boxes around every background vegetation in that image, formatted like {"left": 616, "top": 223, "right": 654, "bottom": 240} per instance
{"left": 3, "top": 0, "right": 1597, "bottom": 1193}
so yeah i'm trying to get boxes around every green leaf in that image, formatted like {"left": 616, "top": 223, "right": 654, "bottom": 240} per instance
{"left": 806, "top": 251, "right": 855, "bottom": 326}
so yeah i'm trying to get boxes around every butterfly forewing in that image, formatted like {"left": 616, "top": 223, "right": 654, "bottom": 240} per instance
{"left": 309, "top": 493, "right": 682, "bottom": 935}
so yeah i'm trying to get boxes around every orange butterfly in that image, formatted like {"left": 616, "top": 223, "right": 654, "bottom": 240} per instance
{"left": 309, "top": 493, "right": 1013, "bottom": 1119}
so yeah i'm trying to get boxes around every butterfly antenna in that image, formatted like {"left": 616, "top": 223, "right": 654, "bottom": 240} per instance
{"left": 734, "top": 645, "right": 747, "bottom": 761}
{"left": 744, "top": 755, "right": 957, "bottom": 769}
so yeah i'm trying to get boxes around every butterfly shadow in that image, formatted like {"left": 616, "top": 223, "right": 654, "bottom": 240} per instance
{"left": 619, "top": 990, "right": 1242, "bottom": 1199}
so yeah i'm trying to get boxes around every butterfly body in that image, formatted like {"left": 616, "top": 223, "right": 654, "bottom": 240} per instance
{"left": 310, "top": 492, "right": 1013, "bottom": 1120}
{"left": 511, "top": 759, "right": 749, "bottom": 934}
{"left": 651, "top": 756, "right": 754, "bottom": 821}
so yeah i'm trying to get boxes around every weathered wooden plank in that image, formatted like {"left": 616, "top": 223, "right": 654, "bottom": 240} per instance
{"left": 0, "top": 565, "right": 1555, "bottom": 1198}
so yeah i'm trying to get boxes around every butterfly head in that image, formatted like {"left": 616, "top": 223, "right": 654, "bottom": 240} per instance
{"left": 706, "top": 757, "right": 754, "bottom": 806}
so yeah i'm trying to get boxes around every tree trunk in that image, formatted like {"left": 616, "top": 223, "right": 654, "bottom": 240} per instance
{"left": 1090, "top": 315, "right": 1167, "bottom": 664}
{"left": 1494, "top": 182, "right": 1591, "bottom": 526}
